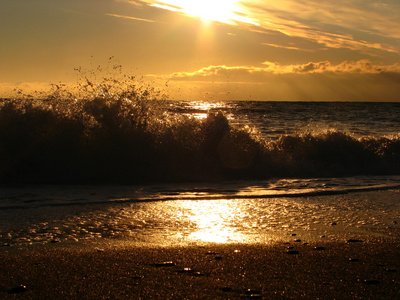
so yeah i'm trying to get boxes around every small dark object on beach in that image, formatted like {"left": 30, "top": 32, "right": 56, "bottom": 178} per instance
{"left": 314, "top": 247, "right": 326, "bottom": 251}
{"left": 286, "top": 250, "right": 299, "bottom": 255}
{"left": 7, "top": 285, "right": 27, "bottom": 294}
{"left": 347, "top": 239, "right": 363, "bottom": 243}
{"left": 294, "top": 239, "right": 302, "bottom": 242}
{"left": 214, "top": 256, "right": 223, "bottom": 260}
{"left": 291, "top": 233, "right": 297, "bottom": 236}
{"left": 331, "top": 222, "right": 337, "bottom": 226}
{"left": 220, "top": 287, "right": 232, "bottom": 292}
{"left": 363, "top": 279, "right": 381, "bottom": 285}
{"left": 0, "top": 243, "right": 11, "bottom": 247}
{"left": 349, "top": 258, "right": 360, "bottom": 262}
{"left": 245, "top": 289, "right": 261, "bottom": 295}
{"left": 178, "top": 267, "right": 193, "bottom": 273}
{"left": 245, "top": 294, "right": 262, "bottom": 299}
{"left": 245, "top": 292, "right": 262, "bottom": 299}
{"left": 376, "top": 263, "right": 385, "bottom": 267}
{"left": 49, "top": 239, "right": 60, "bottom": 244}
{"left": 385, "top": 269, "right": 397, "bottom": 273}
{"left": 153, "top": 261, "right": 175, "bottom": 267}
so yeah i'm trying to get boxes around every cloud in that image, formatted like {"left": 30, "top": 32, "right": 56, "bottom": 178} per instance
{"left": 262, "top": 43, "right": 303, "bottom": 51}
{"left": 0, "top": 82, "right": 54, "bottom": 98}
{"left": 288, "top": 60, "right": 400, "bottom": 74}
{"left": 150, "top": 2, "right": 182, "bottom": 12}
{"left": 251, "top": 1, "right": 400, "bottom": 54}
{"left": 106, "top": 13, "right": 156, "bottom": 22}
{"left": 160, "top": 60, "right": 400, "bottom": 82}
{"left": 113, "top": 0, "right": 146, "bottom": 6}
{"left": 131, "top": 0, "right": 400, "bottom": 55}
{"left": 154, "top": 60, "right": 400, "bottom": 101}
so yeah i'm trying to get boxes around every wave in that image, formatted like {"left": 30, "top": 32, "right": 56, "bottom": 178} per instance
{"left": 1, "top": 77, "right": 400, "bottom": 184}
{"left": 1, "top": 176, "right": 400, "bottom": 210}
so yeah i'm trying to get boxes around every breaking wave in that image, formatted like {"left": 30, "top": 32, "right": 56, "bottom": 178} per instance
{"left": 1, "top": 73, "right": 400, "bottom": 184}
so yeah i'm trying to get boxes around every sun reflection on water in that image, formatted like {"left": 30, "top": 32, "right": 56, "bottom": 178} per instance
{"left": 189, "top": 101, "right": 228, "bottom": 119}
{"left": 175, "top": 200, "right": 251, "bottom": 243}
{"left": 5, "top": 179, "right": 400, "bottom": 247}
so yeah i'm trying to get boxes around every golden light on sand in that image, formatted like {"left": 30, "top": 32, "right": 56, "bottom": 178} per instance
{"left": 188, "top": 212, "right": 239, "bottom": 243}
{"left": 179, "top": 200, "right": 249, "bottom": 243}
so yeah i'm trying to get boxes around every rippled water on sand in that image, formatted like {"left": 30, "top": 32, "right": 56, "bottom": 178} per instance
{"left": 1, "top": 177, "right": 400, "bottom": 247}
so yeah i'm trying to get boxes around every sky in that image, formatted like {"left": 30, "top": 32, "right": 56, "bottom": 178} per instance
{"left": 1, "top": 0, "right": 400, "bottom": 101}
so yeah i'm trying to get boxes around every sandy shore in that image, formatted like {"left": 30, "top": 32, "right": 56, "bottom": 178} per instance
{"left": 1, "top": 188, "right": 400, "bottom": 299}
{"left": 1, "top": 238, "right": 400, "bottom": 299}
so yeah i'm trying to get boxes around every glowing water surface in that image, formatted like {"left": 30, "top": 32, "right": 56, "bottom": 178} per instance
{"left": 1, "top": 176, "right": 400, "bottom": 247}
{"left": 167, "top": 101, "right": 400, "bottom": 140}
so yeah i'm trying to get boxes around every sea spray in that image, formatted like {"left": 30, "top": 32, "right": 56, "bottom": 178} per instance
{"left": 1, "top": 71, "right": 400, "bottom": 183}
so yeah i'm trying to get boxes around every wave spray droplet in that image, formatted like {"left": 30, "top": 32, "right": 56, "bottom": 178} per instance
{"left": 1, "top": 65, "right": 400, "bottom": 184}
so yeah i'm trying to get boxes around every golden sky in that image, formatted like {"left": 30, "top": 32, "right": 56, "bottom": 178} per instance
{"left": 1, "top": 0, "right": 400, "bottom": 101}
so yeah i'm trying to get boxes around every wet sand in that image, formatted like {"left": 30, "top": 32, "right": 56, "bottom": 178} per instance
{"left": 1, "top": 238, "right": 400, "bottom": 299}
{"left": 1, "top": 188, "right": 400, "bottom": 299}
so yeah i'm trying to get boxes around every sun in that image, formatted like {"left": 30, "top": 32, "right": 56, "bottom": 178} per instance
{"left": 152, "top": 0, "right": 244, "bottom": 24}
{"left": 180, "top": 0, "right": 239, "bottom": 23}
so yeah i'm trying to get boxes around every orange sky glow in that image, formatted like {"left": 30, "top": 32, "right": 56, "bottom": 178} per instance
{"left": 1, "top": 0, "right": 399, "bottom": 101}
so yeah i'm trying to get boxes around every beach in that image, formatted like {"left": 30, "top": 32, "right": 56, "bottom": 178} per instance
{"left": 2, "top": 0, "right": 400, "bottom": 297}
{"left": 1, "top": 237, "right": 400, "bottom": 299}
{"left": 1, "top": 187, "right": 400, "bottom": 299}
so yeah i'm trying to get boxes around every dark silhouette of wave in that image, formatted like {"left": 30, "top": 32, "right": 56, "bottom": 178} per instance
{"left": 1, "top": 78, "right": 400, "bottom": 184}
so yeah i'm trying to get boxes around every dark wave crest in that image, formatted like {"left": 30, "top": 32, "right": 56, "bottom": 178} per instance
{"left": 1, "top": 78, "right": 400, "bottom": 184}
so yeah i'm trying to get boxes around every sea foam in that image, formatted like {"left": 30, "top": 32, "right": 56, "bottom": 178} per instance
{"left": 1, "top": 73, "right": 400, "bottom": 184}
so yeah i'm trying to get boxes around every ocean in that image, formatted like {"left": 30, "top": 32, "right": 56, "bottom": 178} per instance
{"left": 166, "top": 101, "right": 400, "bottom": 139}
{"left": 1, "top": 98, "right": 400, "bottom": 247}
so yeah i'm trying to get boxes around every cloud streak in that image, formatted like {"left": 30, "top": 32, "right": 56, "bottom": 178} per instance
{"left": 162, "top": 60, "right": 400, "bottom": 82}
{"left": 156, "top": 60, "right": 400, "bottom": 101}
{"left": 139, "top": 0, "right": 400, "bottom": 55}
{"left": 262, "top": 43, "right": 304, "bottom": 51}
{"left": 106, "top": 13, "right": 156, "bottom": 22}
{"left": 241, "top": 0, "right": 400, "bottom": 54}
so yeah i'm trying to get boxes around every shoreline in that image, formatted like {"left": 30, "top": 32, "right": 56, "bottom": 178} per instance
{"left": 2, "top": 189, "right": 400, "bottom": 248}
{"left": 1, "top": 238, "right": 400, "bottom": 299}
{"left": 1, "top": 187, "right": 400, "bottom": 298}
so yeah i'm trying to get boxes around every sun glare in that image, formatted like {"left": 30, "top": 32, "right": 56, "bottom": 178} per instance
{"left": 181, "top": 0, "right": 238, "bottom": 23}
{"left": 175, "top": 200, "right": 250, "bottom": 244}
{"left": 152, "top": 0, "right": 254, "bottom": 25}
